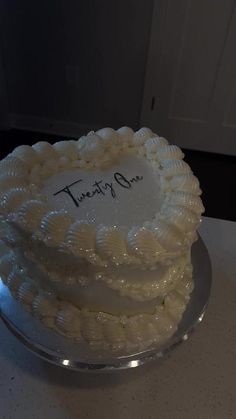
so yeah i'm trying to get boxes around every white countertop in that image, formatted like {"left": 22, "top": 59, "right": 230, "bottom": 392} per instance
{"left": 0, "top": 216, "right": 235, "bottom": 419}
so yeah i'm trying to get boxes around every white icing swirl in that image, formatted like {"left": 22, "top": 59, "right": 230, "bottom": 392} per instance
{"left": 159, "top": 137, "right": 169, "bottom": 145}
{"left": 164, "top": 290, "right": 187, "bottom": 321}
{"left": 164, "top": 191, "right": 204, "bottom": 215}
{"left": 123, "top": 317, "right": 145, "bottom": 342}
{"left": 96, "top": 127, "right": 118, "bottom": 146}
{"left": 80, "top": 311, "right": 103, "bottom": 343}
{"left": 152, "top": 220, "right": 184, "bottom": 251}
{"left": 16, "top": 200, "right": 50, "bottom": 231}
{"left": 161, "top": 159, "right": 192, "bottom": 177}
{"left": 65, "top": 221, "right": 96, "bottom": 259}
{"left": 133, "top": 127, "right": 153, "bottom": 145}
{"left": 77, "top": 134, "right": 105, "bottom": 160}
{"left": 117, "top": 126, "right": 134, "bottom": 144}
{"left": 0, "top": 174, "right": 27, "bottom": 194}
{"left": 39, "top": 210, "right": 72, "bottom": 246}
{"left": 96, "top": 226, "right": 128, "bottom": 263}
{"left": 170, "top": 174, "right": 201, "bottom": 195}
{"left": 53, "top": 140, "right": 78, "bottom": 160}
{"left": 33, "top": 293, "right": 58, "bottom": 318}
{"left": 127, "top": 313, "right": 174, "bottom": 344}
{"left": 0, "top": 188, "right": 32, "bottom": 215}
{"left": 16, "top": 281, "right": 37, "bottom": 306}
{"left": 0, "top": 156, "right": 29, "bottom": 177}
{"left": 157, "top": 145, "right": 184, "bottom": 162}
{"left": 6, "top": 268, "right": 24, "bottom": 295}
{"left": 145, "top": 136, "right": 168, "bottom": 153}
{"left": 56, "top": 304, "right": 81, "bottom": 336}
{"left": 33, "top": 141, "right": 58, "bottom": 161}
{"left": 161, "top": 205, "right": 199, "bottom": 233}
{"left": 11, "top": 145, "right": 40, "bottom": 165}
{"left": 127, "top": 227, "right": 164, "bottom": 262}
{"left": 152, "top": 310, "right": 176, "bottom": 335}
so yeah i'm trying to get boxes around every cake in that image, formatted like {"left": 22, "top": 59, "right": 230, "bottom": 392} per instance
{"left": 0, "top": 127, "right": 204, "bottom": 353}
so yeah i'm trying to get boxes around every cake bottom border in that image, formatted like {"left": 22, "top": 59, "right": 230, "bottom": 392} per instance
{"left": 0, "top": 247, "right": 193, "bottom": 354}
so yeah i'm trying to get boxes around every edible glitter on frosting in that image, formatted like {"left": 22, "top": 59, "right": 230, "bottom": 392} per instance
{"left": 0, "top": 126, "right": 204, "bottom": 353}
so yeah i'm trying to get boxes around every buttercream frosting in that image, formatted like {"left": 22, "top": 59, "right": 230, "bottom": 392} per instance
{"left": 0, "top": 126, "right": 204, "bottom": 353}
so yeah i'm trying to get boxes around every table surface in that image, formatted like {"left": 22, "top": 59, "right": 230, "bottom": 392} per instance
{"left": 0, "top": 216, "right": 235, "bottom": 419}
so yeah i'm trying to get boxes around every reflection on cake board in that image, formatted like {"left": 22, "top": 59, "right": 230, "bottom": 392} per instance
{"left": 0, "top": 235, "right": 211, "bottom": 371}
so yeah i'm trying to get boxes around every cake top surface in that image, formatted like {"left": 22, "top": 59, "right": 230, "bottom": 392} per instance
{"left": 42, "top": 154, "right": 162, "bottom": 228}
{"left": 0, "top": 127, "right": 204, "bottom": 266}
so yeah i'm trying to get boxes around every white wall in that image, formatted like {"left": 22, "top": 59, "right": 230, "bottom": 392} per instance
{"left": 0, "top": 0, "right": 153, "bottom": 136}
{"left": 141, "top": 0, "right": 236, "bottom": 155}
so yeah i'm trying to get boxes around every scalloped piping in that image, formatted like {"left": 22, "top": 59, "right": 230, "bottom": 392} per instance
{"left": 0, "top": 127, "right": 204, "bottom": 267}
{"left": 14, "top": 244, "right": 189, "bottom": 302}
{"left": 0, "top": 252, "right": 193, "bottom": 353}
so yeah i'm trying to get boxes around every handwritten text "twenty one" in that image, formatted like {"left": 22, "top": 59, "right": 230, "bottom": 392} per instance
{"left": 53, "top": 172, "right": 144, "bottom": 208}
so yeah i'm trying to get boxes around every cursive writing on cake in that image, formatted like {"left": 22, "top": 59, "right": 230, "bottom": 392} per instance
{"left": 53, "top": 172, "right": 143, "bottom": 208}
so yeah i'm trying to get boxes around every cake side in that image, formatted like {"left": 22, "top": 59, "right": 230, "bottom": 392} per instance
{"left": 0, "top": 247, "right": 194, "bottom": 353}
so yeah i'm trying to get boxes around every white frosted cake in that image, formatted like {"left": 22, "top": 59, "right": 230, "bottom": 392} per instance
{"left": 0, "top": 127, "right": 204, "bottom": 352}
